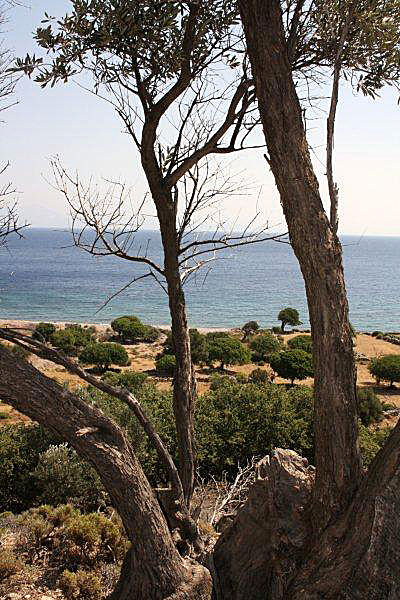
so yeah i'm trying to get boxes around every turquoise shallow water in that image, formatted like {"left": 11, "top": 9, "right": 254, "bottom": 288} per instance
{"left": 0, "top": 229, "right": 399, "bottom": 331}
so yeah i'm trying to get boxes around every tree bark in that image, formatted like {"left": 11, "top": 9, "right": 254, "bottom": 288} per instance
{"left": 0, "top": 345, "right": 211, "bottom": 599}
{"left": 238, "top": 0, "right": 362, "bottom": 530}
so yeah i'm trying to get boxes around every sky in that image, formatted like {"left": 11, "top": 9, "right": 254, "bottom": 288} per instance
{"left": 2, "top": 1, "right": 400, "bottom": 236}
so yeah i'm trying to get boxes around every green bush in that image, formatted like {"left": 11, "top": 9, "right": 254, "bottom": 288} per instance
{"left": 51, "top": 325, "right": 95, "bottom": 356}
{"left": 102, "top": 370, "right": 148, "bottom": 392}
{"left": 369, "top": 355, "right": 400, "bottom": 386}
{"left": 79, "top": 342, "right": 130, "bottom": 372}
{"left": 0, "top": 549, "right": 24, "bottom": 581}
{"left": 155, "top": 354, "right": 176, "bottom": 376}
{"left": 277, "top": 307, "right": 302, "bottom": 332}
{"left": 0, "top": 424, "right": 57, "bottom": 513}
{"left": 249, "top": 368, "right": 271, "bottom": 384}
{"left": 357, "top": 387, "right": 384, "bottom": 426}
{"left": 208, "top": 336, "right": 251, "bottom": 370}
{"left": 111, "top": 316, "right": 159, "bottom": 343}
{"left": 372, "top": 331, "right": 383, "bottom": 337}
{"left": 269, "top": 349, "right": 313, "bottom": 384}
{"left": 59, "top": 569, "right": 102, "bottom": 600}
{"left": 163, "top": 329, "right": 209, "bottom": 365}
{"left": 250, "top": 333, "right": 282, "bottom": 363}
{"left": 287, "top": 334, "right": 313, "bottom": 353}
{"left": 359, "top": 424, "right": 390, "bottom": 467}
{"left": 242, "top": 321, "right": 259, "bottom": 339}
{"left": 33, "top": 444, "right": 107, "bottom": 511}
{"left": 32, "top": 322, "right": 56, "bottom": 342}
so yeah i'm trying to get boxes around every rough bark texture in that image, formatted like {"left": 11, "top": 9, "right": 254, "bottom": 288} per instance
{"left": 0, "top": 345, "right": 211, "bottom": 600}
{"left": 238, "top": 0, "right": 362, "bottom": 530}
{"left": 213, "top": 450, "right": 315, "bottom": 600}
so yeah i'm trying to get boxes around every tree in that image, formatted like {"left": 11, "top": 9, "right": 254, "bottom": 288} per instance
{"left": 241, "top": 321, "right": 259, "bottom": 340}
{"left": 155, "top": 354, "right": 176, "bottom": 377}
{"left": 287, "top": 334, "right": 312, "bottom": 354}
{"left": 14, "top": 0, "right": 284, "bottom": 504}
{"left": 250, "top": 332, "right": 282, "bottom": 363}
{"left": 111, "top": 316, "right": 159, "bottom": 344}
{"left": 50, "top": 325, "right": 95, "bottom": 356}
{"left": 208, "top": 336, "right": 251, "bottom": 371}
{"left": 79, "top": 342, "right": 130, "bottom": 373}
{"left": 278, "top": 307, "right": 302, "bottom": 332}
{"left": 269, "top": 349, "right": 313, "bottom": 385}
{"left": 163, "top": 328, "right": 209, "bottom": 366}
{"left": 369, "top": 355, "right": 400, "bottom": 387}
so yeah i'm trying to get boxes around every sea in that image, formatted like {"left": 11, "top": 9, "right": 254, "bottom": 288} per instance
{"left": 0, "top": 228, "right": 399, "bottom": 331}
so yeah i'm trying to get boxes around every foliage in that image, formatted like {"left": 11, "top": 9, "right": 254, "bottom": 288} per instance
{"left": 163, "top": 329, "right": 209, "bottom": 365}
{"left": 0, "top": 424, "right": 57, "bottom": 513}
{"left": 242, "top": 321, "right": 260, "bottom": 339}
{"left": 102, "top": 370, "right": 148, "bottom": 392}
{"left": 269, "top": 349, "right": 314, "bottom": 384}
{"left": 277, "top": 307, "right": 302, "bottom": 332}
{"left": 287, "top": 334, "right": 313, "bottom": 353}
{"left": 32, "top": 321, "right": 56, "bottom": 342}
{"left": 369, "top": 354, "right": 400, "bottom": 386}
{"left": 155, "top": 354, "right": 176, "bottom": 376}
{"left": 359, "top": 424, "right": 391, "bottom": 467}
{"left": 59, "top": 569, "right": 102, "bottom": 600}
{"left": 111, "top": 316, "right": 159, "bottom": 343}
{"left": 33, "top": 444, "right": 107, "bottom": 511}
{"left": 249, "top": 368, "right": 271, "bottom": 385}
{"left": 250, "top": 333, "right": 282, "bottom": 363}
{"left": 357, "top": 387, "right": 384, "bottom": 426}
{"left": 51, "top": 325, "right": 95, "bottom": 356}
{"left": 79, "top": 342, "right": 130, "bottom": 371}
{"left": 208, "top": 336, "right": 251, "bottom": 369}
{"left": 0, "top": 549, "right": 24, "bottom": 581}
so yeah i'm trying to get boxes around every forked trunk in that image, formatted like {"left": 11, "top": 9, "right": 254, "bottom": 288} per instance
{"left": 238, "top": 0, "right": 361, "bottom": 530}
{"left": 0, "top": 346, "right": 211, "bottom": 599}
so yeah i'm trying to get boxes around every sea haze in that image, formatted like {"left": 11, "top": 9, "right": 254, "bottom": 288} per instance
{"left": 0, "top": 228, "right": 399, "bottom": 331}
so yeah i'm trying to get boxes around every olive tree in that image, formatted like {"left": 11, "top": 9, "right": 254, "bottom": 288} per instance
{"left": 278, "top": 307, "right": 302, "bottom": 332}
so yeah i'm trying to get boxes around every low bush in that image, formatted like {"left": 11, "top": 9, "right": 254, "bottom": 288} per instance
{"left": 51, "top": 325, "right": 96, "bottom": 356}
{"left": 155, "top": 354, "right": 176, "bottom": 376}
{"left": 102, "top": 370, "right": 148, "bottom": 392}
{"left": 359, "top": 424, "right": 390, "bottom": 467}
{"left": 111, "top": 316, "right": 159, "bottom": 343}
{"left": 32, "top": 322, "right": 56, "bottom": 342}
{"left": 357, "top": 387, "right": 384, "bottom": 426}
{"left": 0, "top": 549, "right": 24, "bottom": 581}
{"left": 59, "top": 569, "right": 102, "bottom": 600}
{"left": 250, "top": 333, "right": 282, "bottom": 363}
{"left": 287, "top": 334, "right": 312, "bottom": 354}
{"left": 163, "top": 329, "right": 209, "bottom": 365}
{"left": 242, "top": 321, "right": 259, "bottom": 339}
{"left": 249, "top": 368, "right": 271, "bottom": 384}
{"left": 369, "top": 354, "right": 400, "bottom": 386}
{"left": 79, "top": 342, "right": 130, "bottom": 372}
{"left": 269, "top": 349, "right": 313, "bottom": 384}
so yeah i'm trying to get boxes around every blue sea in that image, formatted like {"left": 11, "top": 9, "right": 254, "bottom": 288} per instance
{"left": 0, "top": 229, "right": 399, "bottom": 331}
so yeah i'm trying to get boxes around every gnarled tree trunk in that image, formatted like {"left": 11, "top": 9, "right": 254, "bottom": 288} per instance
{"left": 0, "top": 345, "right": 211, "bottom": 600}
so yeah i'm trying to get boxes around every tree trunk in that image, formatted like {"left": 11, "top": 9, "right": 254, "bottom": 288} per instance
{"left": 158, "top": 205, "right": 197, "bottom": 505}
{"left": 238, "top": 0, "right": 362, "bottom": 530}
{"left": 0, "top": 345, "right": 211, "bottom": 599}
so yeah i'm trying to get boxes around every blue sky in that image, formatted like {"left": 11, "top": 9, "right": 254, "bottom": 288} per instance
{"left": 3, "top": 1, "right": 400, "bottom": 235}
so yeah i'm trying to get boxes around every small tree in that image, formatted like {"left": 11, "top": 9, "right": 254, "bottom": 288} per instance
{"left": 32, "top": 322, "right": 56, "bottom": 342}
{"left": 287, "top": 334, "right": 313, "bottom": 354}
{"left": 111, "top": 316, "right": 158, "bottom": 344}
{"left": 155, "top": 354, "right": 176, "bottom": 377}
{"left": 208, "top": 337, "right": 251, "bottom": 371}
{"left": 269, "top": 350, "right": 313, "bottom": 385}
{"left": 163, "top": 329, "right": 209, "bottom": 366}
{"left": 357, "top": 388, "right": 384, "bottom": 426}
{"left": 242, "top": 321, "right": 260, "bottom": 340}
{"left": 79, "top": 342, "right": 130, "bottom": 372}
{"left": 369, "top": 355, "right": 400, "bottom": 387}
{"left": 250, "top": 333, "right": 282, "bottom": 363}
{"left": 278, "top": 307, "right": 302, "bottom": 332}
{"left": 51, "top": 325, "right": 95, "bottom": 356}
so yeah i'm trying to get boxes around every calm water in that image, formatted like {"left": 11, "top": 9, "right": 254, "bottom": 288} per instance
{"left": 0, "top": 229, "right": 399, "bottom": 331}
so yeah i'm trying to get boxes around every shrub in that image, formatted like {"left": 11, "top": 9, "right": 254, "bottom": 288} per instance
{"left": 359, "top": 424, "right": 390, "bottom": 467}
{"left": 372, "top": 331, "right": 384, "bottom": 337}
{"left": 272, "top": 326, "right": 282, "bottom": 334}
{"left": 51, "top": 325, "right": 95, "bottom": 356}
{"left": 250, "top": 333, "right": 282, "bottom": 363}
{"left": 208, "top": 336, "right": 251, "bottom": 370}
{"left": 79, "top": 342, "right": 130, "bottom": 372}
{"left": 163, "top": 329, "right": 209, "bottom": 365}
{"left": 287, "top": 334, "right": 313, "bottom": 353}
{"left": 33, "top": 444, "right": 107, "bottom": 511}
{"left": 269, "top": 349, "right": 313, "bottom": 384}
{"left": 102, "top": 370, "right": 148, "bottom": 392}
{"left": 277, "top": 307, "right": 302, "bottom": 332}
{"left": 0, "top": 424, "right": 57, "bottom": 513}
{"left": 249, "top": 368, "right": 271, "bottom": 384}
{"left": 242, "top": 321, "right": 259, "bottom": 339}
{"left": 369, "top": 355, "right": 400, "bottom": 386}
{"left": 111, "top": 316, "right": 159, "bottom": 343}
{"left": 32, "top": 321, "right": 56, "bottom": 342}
{"left": 155, "top": 354, "right": 176, "bottom": 376}
{"left": 0, "top": 549, "right": 24, "bottom": 581}
{"left": 59, "top": 570, "right": 102, "bottom": 600}
{"left": 357, "top": 387, "right": 384, "bottom": 426}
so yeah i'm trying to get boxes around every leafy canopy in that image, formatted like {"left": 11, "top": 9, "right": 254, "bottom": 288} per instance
{"left": 269, "top": 349, "right": 314, "bottom": 384}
